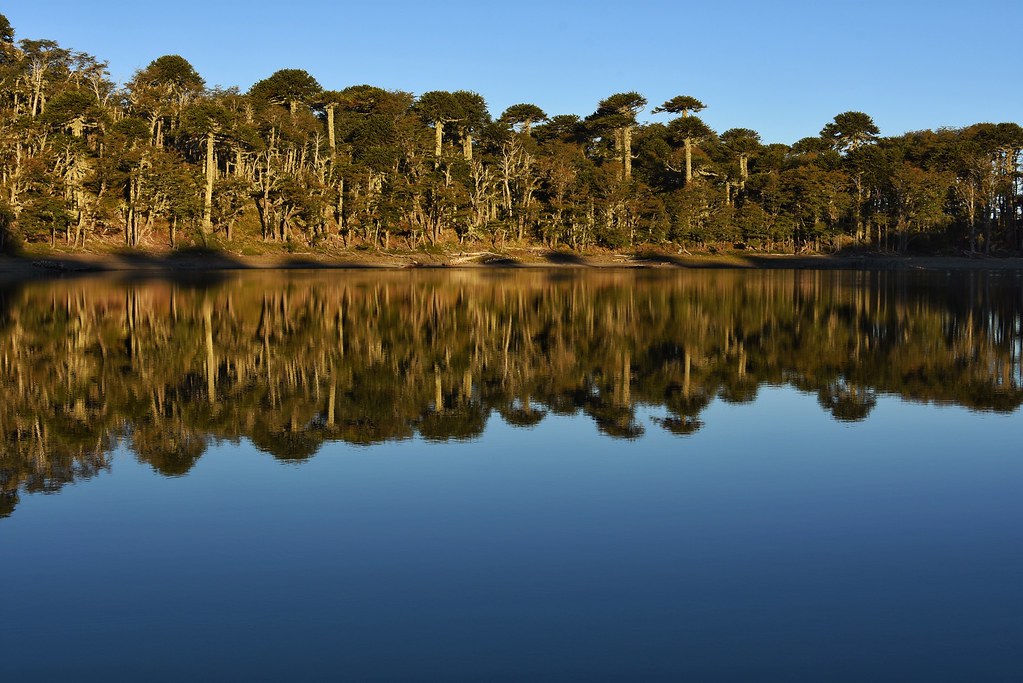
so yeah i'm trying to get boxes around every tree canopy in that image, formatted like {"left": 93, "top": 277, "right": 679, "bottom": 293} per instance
{"left": 0, "top": 18, "right": 1020, "bottom": 256}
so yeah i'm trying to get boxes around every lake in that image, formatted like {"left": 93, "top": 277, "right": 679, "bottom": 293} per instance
{"left": 1, "top": 268, "right": 1021, "bottom": 681}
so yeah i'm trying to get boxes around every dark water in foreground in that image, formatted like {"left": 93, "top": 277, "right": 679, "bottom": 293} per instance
{"left": 1, "top": 269, "right": 1021, "bottom": 681}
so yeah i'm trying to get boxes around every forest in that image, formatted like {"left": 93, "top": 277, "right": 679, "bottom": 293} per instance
{"left": 1, "top": 13, "right": 1022, "bottom": 257}
{"left": 2, "top": 269, "right": 1021, "bottom": 516}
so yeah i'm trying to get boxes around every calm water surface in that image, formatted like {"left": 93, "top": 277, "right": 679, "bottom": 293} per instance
{"left": 1, "top": 269, "right": 1021, "bottom": 681}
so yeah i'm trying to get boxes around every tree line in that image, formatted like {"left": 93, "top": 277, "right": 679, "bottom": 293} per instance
{"left": 1, "top": 13, "right": 1021, "bottom": 256}
{"left": 2, "top": 269, "right": 1021, "bottom": 517}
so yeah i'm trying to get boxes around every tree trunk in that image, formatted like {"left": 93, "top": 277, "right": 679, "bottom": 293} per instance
{"left": 623, "top": 125, "right": 632, "bottom": 180}
{"left": 434, "top": 122, "right": 444, "bottom": 158}
{"left": 462, "top": 131, "right": 473, "bottom": 161}
{"left": 854, "top": 173, "right": 864, "bottom": 243}
{"left": 326, "top": 105, "right": 336, "bottom": 156}
{"left": 203, "top": 131, "right": 215, "bottom": 233}
{"left": 984, "top": 200, "right": 993, "bottom": 255}
{"left": 967, "top": 187, "right": 977, "bottom": 254}
{"left": 685, "top": 138, "right": 693, "bottom": 184}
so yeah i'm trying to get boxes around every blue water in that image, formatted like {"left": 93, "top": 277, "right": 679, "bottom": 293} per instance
{"left": 3, "top": 390, "right": 1020, "bottom": 681}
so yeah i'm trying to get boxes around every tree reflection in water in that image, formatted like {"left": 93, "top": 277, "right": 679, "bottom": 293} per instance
{"left": 1, "top": 269, "right": 1021, "bottom": 516}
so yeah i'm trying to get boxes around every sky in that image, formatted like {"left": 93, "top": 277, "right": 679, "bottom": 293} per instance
{"left": 4, "top": 0, "right": 1021, "bottom": 144}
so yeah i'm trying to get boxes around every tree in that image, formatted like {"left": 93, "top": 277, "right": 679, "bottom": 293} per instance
{"left": 312, "top": 90, "right": 344, "bottom": 155}
{"left": 0, "top": 13, "right": 13, "bottom": 44}
{"left": 127, "top": 55, "right": 205, "bottom": 147}
{"left": 822, "top": 111, "right": 880, "bottom": 242}
{"left": 821, "top": 111, "right": 880, "bottom": 152}
{"left": 720, "top": 128, "right": 761, "bottom": 189}
{"left": 654, "top": 95, "right": 705, "bottom": 118}
{"left": 654, "top": 95, "right": 707, "bottom": 183}
{"left": 249, "top": 69, "right": 322, "bottom": 115}
{"left": 414, "top": 90, "right": 461, "bottom": 158}
{"left": 0, "top": 13, "right": 14, "bottom": 68}
{"left": 42, "top": 89, "right": 103, "bottom": 138}
{"left": 181, "top": 101, "right": 232, "bottom": 233}
{"left": 499, "top": 103, "right": 547, "bottom": 135}
{"left": 887, "top": 161, "right": 951, "bottom": 252}
{"left": 412, "top": 90, "right": 488, "bottom": 160}
{"left": 17, "top": 39, "right": 73, "bottom": 118}
{"left": 666, "top": 116, "right": 715, "bottom": 185}
{"left": 589, "top": 92, "right": 647, "bottom": 180}
{"left": 451, "top": 90, "right": 489, "bottom": 161}
{"left": 138, "top": 55, "right": 204, "bottom": 101}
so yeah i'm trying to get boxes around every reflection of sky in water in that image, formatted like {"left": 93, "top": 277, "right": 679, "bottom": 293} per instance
{"left": 2, "top": 386, "right": 1020, "bottom": 680}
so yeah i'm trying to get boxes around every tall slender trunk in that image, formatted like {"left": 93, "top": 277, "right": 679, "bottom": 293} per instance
{"left": 967, "top": 184, "right": 977, "bottom": 254}
{"left": 854, "top": 173, "right": 864, "bottom": 242}
{"left": 203, "top": 131, "right": 215, "bottom": 233}
{"left": 326, "top": 105, "right": 336, "bottom": 156}
{"left": 984, "top": 201, "right": 993, "bottom": 255}
{"left": 434, "top": 122, "right": 444, "bottom": 158}
{"left": 623, "top": 125, "right": 633, "bottom": 180}
{"left": 684, "top": 138, "right": 693, "bottom": 184}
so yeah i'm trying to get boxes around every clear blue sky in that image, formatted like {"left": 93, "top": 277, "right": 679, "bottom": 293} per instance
{"left": 5, "top": 0, "right": 1020, "bottom": 144}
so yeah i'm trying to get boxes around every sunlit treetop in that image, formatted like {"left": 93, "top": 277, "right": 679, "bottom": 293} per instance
{"left": 653, "top": 95, "right": 706, "bottom": 117}
{"left": 0, "top": 13, "right": 13, "bottom": 44}
{"left": 820, "top": 111, "right": 879, "bottom": 152}
{"left": 499, "top": 103, "right": 548, "bottom": 134}
{"left": 138, "top": 55, "right": 205, "bottom": 91}
{"left": 249, "top": 68, "right": 322, "bottom": 112}
{"left": 720, "top": 128, "right": 762, "bottom": 152}
{"left": 592, "top": 91, "right": 647, "bottom": 127}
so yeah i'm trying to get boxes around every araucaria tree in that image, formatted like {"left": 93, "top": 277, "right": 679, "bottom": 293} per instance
{"left": 0, "top": 11, "right": 1020, "bottom": 256}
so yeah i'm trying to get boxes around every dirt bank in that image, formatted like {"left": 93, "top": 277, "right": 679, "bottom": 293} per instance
{"left": 2, "top": 248, "right": 1023, "bottom": 280}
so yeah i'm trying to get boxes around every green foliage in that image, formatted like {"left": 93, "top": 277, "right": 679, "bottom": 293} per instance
{"left": 249, "top": 69, "right": 322, "bottom": 110}
{"left": 667, "top": 116, "right": 714, "bottom": 144}
{"left": 0, "top": 202, "right": 20, "bottom": 254}
{"left": 0, "top": 13, "right": 13, "bottom": 44}
{"left": 41, "top": 89, "right": 103, "bottom": 133}
{"left": 499, "top": 103, "right": 548, "bottom": 132}
{"left": 821, "top": 111, "right": 880, "bottom": 152}
{"left": 596, "top": 92, "right": 647, "bottom": 120}
{"left": 180, "top": 101, "right": 232, "bottom": 135}
{"left": 0, "top": 20, "right": 1018, "bottom": 256}
{"left": 452, "top": 90, "right": 490, "bottom": 128}
{"left": 414, "top": 90, "right": 460, "bottom": 124}
{"left": 653, "top": 95, "right": 705, "bottom": 116}
{"left": 736, "top": 202, "right": 773, "bottom": 245}
{"left": 139, "top": 55, "right": 205, "bottom": 92}
{"left": 20, "top": 196, "right": 72, "bottom": 242}
{"left": 587, "top": 91, "right": 647, "bottom": 134}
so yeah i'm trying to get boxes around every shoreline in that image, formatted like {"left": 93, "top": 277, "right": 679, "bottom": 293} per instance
{"left": 3, "top": 249, "right": 1023, "bottom": 280}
